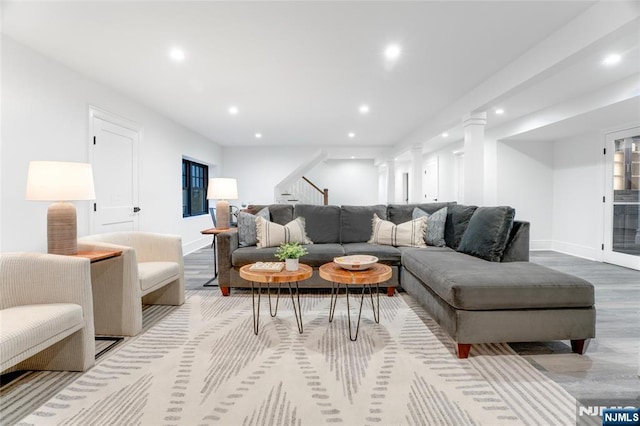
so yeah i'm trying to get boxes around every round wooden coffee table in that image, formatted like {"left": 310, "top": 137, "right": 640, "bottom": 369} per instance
{"left": 239, "top": 263, "right": 313, "bottom": 335}
{"left": 319, "top": 262, "right": 392, "bottom": 341}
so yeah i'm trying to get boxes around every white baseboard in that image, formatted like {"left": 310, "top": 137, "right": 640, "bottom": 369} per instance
{"left": 183, "top": 237, "right": 211, "bottom": 256}
{"left": 549, "top": 240, "right": 602, "bottom": 261}
{"left": 529, "top": 240, "right": 552, "bottom": 251}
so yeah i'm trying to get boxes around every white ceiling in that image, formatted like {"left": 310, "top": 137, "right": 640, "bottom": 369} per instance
{"left": 2, "top": 1, "right": 636, "bottom": 153}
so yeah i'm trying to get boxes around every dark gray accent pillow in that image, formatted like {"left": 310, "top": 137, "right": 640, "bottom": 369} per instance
{"left": 387, "top": 202, "right": 455, "bottom": 224}
{"left": 457, "top": 206, "right": 516, "bottom": 262}
{"left": 246, "top": 204, "right": 293, "bottom": 225}
{"left": 238, "top": 207, "right": 269, "bottom": 247}
{"left": 444, "top": 204, "right": 478, "bottom": 249}
{"left": 294, "top": 204, "right": 341, "bottom": 244}
{"left": 340, "top": 205, "right": 387, "bottom": 243}
{"left": 412, "top": 206, "right": 447, "bottom": 247}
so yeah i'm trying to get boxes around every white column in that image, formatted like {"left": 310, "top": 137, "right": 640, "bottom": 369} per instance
{"left": 410, "top": 145, "right": 423, "bottom": 203}
{"left": 463, "top": 112, "right": 487, "bottom": 206}
{"left": 484, "top": 137, "right": 498, "bottom": 205}
{"left": 386, "top": 160, "right": 396, "bottom": 203}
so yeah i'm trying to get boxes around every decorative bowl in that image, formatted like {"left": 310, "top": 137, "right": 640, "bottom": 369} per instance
{"left": 333, "top": 255, "right": 379, "bottom": 271}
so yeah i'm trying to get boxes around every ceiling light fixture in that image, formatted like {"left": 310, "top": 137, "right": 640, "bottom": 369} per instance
{"left": 359, "top": 104, "right": 370, "bottom": 114}
{"left": 228, "top": 106, "right": 239, "bottom": 115}
{"left": 348, "top": 132, "right": 355, "bottom": 138}
{"left": 495, "top": 108, "right": 504, "bottom": 115}
{"left": 351, "top": 156, "right": 355, "bottom": 159}
{"left": 169, "top": 48, "right": 185, "bottom": 62}
{"left": 442, "top": 132, "right": 449, "bottom": 138}
{"left": 602, "top": 53, "right": 621, "bottom": 66}
{"left": 384, "top": 44, "right": 401, "bottom": 61}
{"left": 255, "top": 133, "right": 262, "bottom": 139}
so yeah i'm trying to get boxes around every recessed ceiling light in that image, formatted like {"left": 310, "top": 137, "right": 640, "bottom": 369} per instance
{"left": 350, "top": 156, "right": 355, "bottom": 159}
{"left": 442, "top": 132, "right": 449, "bottom": 138}
{"left": 384, "top": 44, "right": 401, "bottom": 61}
{"left": 228, "top": 106, "right": 239, "bottom": 115}
{"left": 348, "top": 132, "right": 355, "bottom": 138}
{"left": 495, "top": 108, "right": 504, "bottom": 115}
{"left": 255, "top": 133, "right": 262, "bottom": 139}
{"left": 603, "top": 53, "right": 621, "bottom": 66}
{"left": 169, "top": 47, "right": 185, "bottom": 62}
{"left": 359, "top": 104, "right": 370, "bottom": 114}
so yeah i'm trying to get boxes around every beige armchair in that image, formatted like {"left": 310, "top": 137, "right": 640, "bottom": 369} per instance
{"left": 0, "top": 253, "right": 95, "bottom": 373}
{"left": 78, "top": 232, "right": 184, "bottom": 336}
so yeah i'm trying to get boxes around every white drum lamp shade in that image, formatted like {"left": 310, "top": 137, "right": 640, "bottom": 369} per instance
{"left": 26, "top": 161, "right": 96, "bottom": 255}
{"left": 207, "top": 178, "right": 238, "bottom": 229}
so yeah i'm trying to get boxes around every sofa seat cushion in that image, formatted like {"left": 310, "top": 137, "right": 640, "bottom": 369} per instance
{"left": 233, "top": 244, "right": 344, "bottom": 268}
{"left": 343, "top": 243, "right": 403, "bottom": 265}
{"left": 402, "top": 250, "right": 594, "bottom": 310}
{"left": 138, "top": 261, "right": 180, "bottom": 293}
{"left": 0, "top": 304, "right": 84, "bottom": 368}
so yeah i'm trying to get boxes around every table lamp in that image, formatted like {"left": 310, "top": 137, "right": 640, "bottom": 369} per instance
{"left": 26, "top": 161, "right": 96, "bottom": 255}
{"left": 207, "top": 178, "right": 238, "bottom": 229}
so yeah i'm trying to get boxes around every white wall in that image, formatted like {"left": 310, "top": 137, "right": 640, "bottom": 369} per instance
{"left": 222, "top": 146, "right": 380, "bottom": 207}
{"left": 552, "top": 132, "right": 604, "bottom": 259}
{"left": 1, "top": 36, "right": 222, "bottom": 254}
{"left": 424, "top": 141, "right": 463, "bottom": 204}
{"left": 497, "top": 140, "right": 554, "bottom": 249}
{"left": 305, "top": 159, "right": 378, "bottom": 206}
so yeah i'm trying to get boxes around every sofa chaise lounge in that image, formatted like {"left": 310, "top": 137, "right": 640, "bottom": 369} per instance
{"left": 217, "top": 203, "right": 595, "bottom": 358}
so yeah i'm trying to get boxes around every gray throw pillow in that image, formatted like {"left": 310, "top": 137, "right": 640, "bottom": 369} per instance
{"left": 238, "top": 207, "right": 269, "bottom": 247}
{"left": 457, "top": 206, "right": 516, "bottom": 262}
{"left": 412, "top": 207, "right": 447, "bottom": 247}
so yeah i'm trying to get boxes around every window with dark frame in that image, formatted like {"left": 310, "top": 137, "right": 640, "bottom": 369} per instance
{"left": 182, "top": 158, "right": 209, "bottom": 217}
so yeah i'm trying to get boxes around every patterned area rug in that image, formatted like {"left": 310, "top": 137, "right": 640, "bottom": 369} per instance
{"left": 6, "top": 291, "right": 578, "bottom": 425}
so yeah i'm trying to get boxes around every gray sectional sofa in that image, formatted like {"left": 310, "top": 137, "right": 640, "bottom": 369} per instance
{"left": 217, "top": 202, "right": 595, "bottom": 358}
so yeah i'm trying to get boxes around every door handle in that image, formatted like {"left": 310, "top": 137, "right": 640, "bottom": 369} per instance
{"left": 133, "top": 207, "right": 141, "bottom": 213}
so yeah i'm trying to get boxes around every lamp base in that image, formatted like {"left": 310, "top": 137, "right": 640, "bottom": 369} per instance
{"left": 47, "top": 202, "right": 78, "bottom": 255}
{"left": 216, "top": 200, "right": 230, "bottom": 229}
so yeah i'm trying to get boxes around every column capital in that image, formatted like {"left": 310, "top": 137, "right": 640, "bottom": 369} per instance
{"left": 462, "top": 112, "right": 487, "bottom": 127}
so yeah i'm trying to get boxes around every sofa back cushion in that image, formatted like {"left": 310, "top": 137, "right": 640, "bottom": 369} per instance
{"left": 457, "top": 206, "right": 515, "bottom": 262}
{"left": 340, "top": 205, "right": 387, "bottom": 243}
{"left": 246, "top": 204, "right": 293, "bottom": 225}
{"left": 294, "top": 204, "right": 341, "bottom": 244}
{"left": 387, "top": 202, "right": 455, "bottom": 224}
{"left": 444, "top": 204, "right": 478, "bottom": 249}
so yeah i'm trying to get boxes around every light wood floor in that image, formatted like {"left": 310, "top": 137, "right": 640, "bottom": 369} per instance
{"left": 184, "top": 248, "right": 640, "bottom": 404}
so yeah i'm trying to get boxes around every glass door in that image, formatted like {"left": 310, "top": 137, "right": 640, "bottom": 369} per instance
{"left": 604, "top": 126, "right": 640, "bottom": 270}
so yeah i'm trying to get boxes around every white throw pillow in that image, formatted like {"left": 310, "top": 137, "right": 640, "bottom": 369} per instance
{"left": 368, "top": 214, "right": 427, "bottom": 247}
{"left": 256, "top": 216, "right": 313, "bottom": 248}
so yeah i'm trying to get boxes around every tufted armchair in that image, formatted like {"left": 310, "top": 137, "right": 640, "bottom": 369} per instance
{"left": 78, "top": 232, "right": 184, "bottom": 336}
{"left": 0, "top": 253, "right": 95, "bottom": 372}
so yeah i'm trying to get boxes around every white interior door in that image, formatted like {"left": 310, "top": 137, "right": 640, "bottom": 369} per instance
{"left": 423, "top": 158, "right": 439, "bottom": 202}
{"left": 603, "top": 126, "right": 640, "bottom": 270}
{"left": 90, "top": 108, "right": 140, "bottom": 233}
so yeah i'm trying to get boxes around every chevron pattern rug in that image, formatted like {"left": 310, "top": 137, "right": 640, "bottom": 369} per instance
{"left": 4, "top": 290, "right": 578, "bottom": 425}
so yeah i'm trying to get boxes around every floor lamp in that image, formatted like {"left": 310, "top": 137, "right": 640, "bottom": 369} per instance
{"left": 26, "top": 161, "right": 96, "bottom": 255}
{"left": 207, "top": 178, "right": 238, "bottom": 229}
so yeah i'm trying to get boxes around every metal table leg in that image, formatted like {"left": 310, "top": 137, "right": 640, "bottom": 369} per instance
{"left": 251, "top": 281, "right": 261, "bottom": 335}
{"left": 346, "top": 284, "right": 380, "bottom": 341}
{"left": 329, "top": 281, "right": 340, "bottom": 322}
{"left": 203, "top": 234, "right": 218, "bottom": 287}
{"left": 288, "top": 281, "right": 303, "bottom": 334}
{"left": 267, "top": 283, "right": 280, "bottom": 317}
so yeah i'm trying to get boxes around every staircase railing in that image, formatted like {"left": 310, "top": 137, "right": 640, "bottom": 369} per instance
{"left": 277, "top": 177, "right": 328, "bottom": 205}
{"left": 302, "top": 176, "right": 328, "bottom": 205}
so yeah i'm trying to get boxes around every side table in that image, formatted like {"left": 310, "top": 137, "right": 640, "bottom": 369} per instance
{"left": 319, "top": 262, "right": 392, "bottom": 341}
{"left": 239, "top": 263, "right": 312, "bottom": 335}
{"left": 200, "top": 227, "right": 237, "bottom": 287}
{"left": 71, "top": 249, "right": 124, "bottom": 354}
